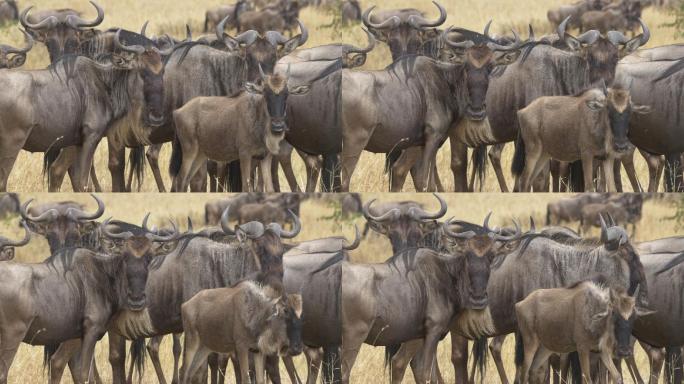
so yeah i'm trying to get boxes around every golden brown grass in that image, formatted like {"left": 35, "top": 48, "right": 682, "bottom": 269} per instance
{"left": 0, "top": 193, "right": 680, "bottom": 383}
{"left": 0, "top": 0, "right": 681, "bottom": 192}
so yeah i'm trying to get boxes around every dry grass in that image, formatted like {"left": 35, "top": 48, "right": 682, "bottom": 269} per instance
{"left": 1, "top": 193, "right": 681, "bottom": 383}
{"left": 1, "top": 0, "right": 681, "bottom": 192}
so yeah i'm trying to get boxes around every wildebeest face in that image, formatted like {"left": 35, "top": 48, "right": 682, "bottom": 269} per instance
{"left": 463, "top": 237, "right": 495, "bottom": 309}
{"left": 606, "top": 88, "right": 650, "bottom": 153}
{"left": 246, "top": 70, "right": 310, "bottom": 134}
{"left": 259, "top": 294, "right": 303, "bottom": 356}
{"left": 609, "top": 291, "right": 654, "bottom": 358}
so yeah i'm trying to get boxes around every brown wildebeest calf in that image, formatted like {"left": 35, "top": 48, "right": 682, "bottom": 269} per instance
{"left": 180, "top": 281, "right": 303, "bottom": 384}
{"left": 513, "top": 86, "right": 651, "bottom": 192}
{"left": 172, "top": 67, "right": 310, "bottom": 192}
{"left": 515, "top": 275, "right": 653, "bottom": 384}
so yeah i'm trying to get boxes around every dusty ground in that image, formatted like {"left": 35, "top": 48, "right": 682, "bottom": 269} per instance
{"left": 0, "top": 0, "right": 681, "bottom": 192}
{"left": 0, "top": 193, "right": 680, "bottom": 382}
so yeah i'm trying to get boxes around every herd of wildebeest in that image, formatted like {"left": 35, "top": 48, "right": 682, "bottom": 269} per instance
{"left": 0, "top": 0, "right": 683, "bottom": 193}
{"left": 0, "top": 191, "right": 683, "bottom": 383}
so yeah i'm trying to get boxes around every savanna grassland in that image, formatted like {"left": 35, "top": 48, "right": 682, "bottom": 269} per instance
{"left": 0, "top": 193, "right": 681, "bottom": 383}
{"left": 0, "top": 0, "right": 682, "bottom": 192}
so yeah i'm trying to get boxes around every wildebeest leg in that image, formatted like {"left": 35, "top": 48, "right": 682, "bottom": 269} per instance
{"left": 147, "top": 336, "right": 168, "bottom": 384}
{"left": 340, "top": 336, "right": 364, "bottom": 383}
{"left": 389, "top": 340, "right": 422, "bottom": 384}
{"left": 581, "top": 155, "right": 595, "bottom": 192}
{"left": 339, "top": 141, "right": 366, "bottom": 192}
{"left": 189, "top": 163, "right": 208, "bottom": 192}
{"left": 602, "top": 158, "right": 616, "bottom": 192}
{"left": 621, "top": 155, "right": 642, "bottom": 192}
{"left": 0, "top": 131, "right": 29, "bottom": 191}
{"left": 304, "top": 346, "right": 323, "bottom": 384}
{"left": 531, "top": 162, "right": 550, "bottom": 192}
{"left": 282, "top": 355, "right": 301, "bottom": 384}
{"left": 578, "top": 348, "right": 593, "bottom": 384}
{"left": 208, "top": 353, "right": 229, "bottom": 384}
{"left": 253, "top": 353, "right": 267, "bottom": 384}
{"left": 518, "top": 330, "right": 539, "bottom": 384}
{"left": 448, "top": 133, "right": 468, "bottom": 192}
{"left": 642, "top": 342, "right": 665, "bottom": 384}
{"left": 529, "top": 349, "right": 553, "bottom": 384}
{"left": 624, "top": 355, "right": 644, "bottom": 384}
{"left": 450, "top": 334, "right": 469, "bottom": 384}
{"left": 109, "top": 333, "right": 127, "bottom": 384}
{"left": 72, "top": 131, "right": 103, "bottom": 192}
{"left": 235, "top": 346, "right": 253, "bottom": 384}
{"left": 171, "top": 333, "right": 182, "bottom": 384}
{"left": 414, "top": 134, "right": 445, "bottom": 192}
{"left": 390, "top": 148, "right": 420, "bottom": 192}
{"left": 265, "top": 355, "right": 281, "bottom": 383}
{"left": 107, "top": 140, "right": 127, "bottom": 192}
{"left": 640, "top": 151, "right": 664, "bottom": 193}
{"left": 518, "top": 146, "right": 545, "bottom": 192}
{"left": 277, "top": 143, "right": 301, "bottom": 192}
{"left": 258, "top": 155, "right": 275, "bottom": 192}
{"left": 208, "top": 161, "right": 219, "bottom": 192}
{"left": 490, "top": 335, "right": 509, "bottom": 384}
{"left": 48, "top": 147, "right": 77, "bottom": 192}
{"left": 48, "top": 339, "right": 80, "bottom": 384}
{"left": 0, "top": 322, "right": 29, "bottom": 384}
{"left": 413, "top": 329, "right": 442, "bottom": 384}
{"left": 77, "top": 324, "right": 107, "bottom": 384}
{"left": 295, "top": 150, "right": 321, "bottom": 193}
{"left": 489, "top": 144, "right": 509, "bottom": 192}
{"left": 600, "top": 349, "right": 622, "bottom": 384}
{"left": 239, "top": 154, "right": 255, "bottom": 192}
{"left": 146, "top": 144, "right": 166, "bottom": 192}
{"left": 550, "top": 160, "right": 561, "bottom": 192}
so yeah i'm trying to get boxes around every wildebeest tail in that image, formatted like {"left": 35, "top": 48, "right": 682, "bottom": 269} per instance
{"left": 42, "top": 146, "right": 61, "bottom": 186}
{"left": 43, "top": 344, "right": 59, "bottom": 375}
{"left": 472, "top": 336, "right": 488, "bottom": 382}
{"left": 129, "top": 338, "right": 147, "bottom": 382}
{"left": 514, "top": 332, "right": 524, "bottom": 366}
{"left": 311, "top": 251, "right": 345, "bottom": 275}
{"left": 656, "top": 251, "right": 684, "bottom": 275}
{"left": 568, "top": 161, "right": 585, "bottom": 192}
{"left": 322, "top": 346, "right": 342, "bottom": 384}
{"left": 511, "top": 135, "right": 526, "bottom": 177}
{"left": 169, "top": 136, "right": 182, "bottom": 178}
{"left": 321, "top": 154, "right": 341, "bottom": 192}
{"left": 568, "top": 351, "right": 581, "bottom": 384}
{"left": 472, "top": 146, "right": 488, "bottom": 191}
{"left": 128, "top": 146, "right": 146, "bottom": 191}
{"left": 384, "top": 344, "right": 401, "bottom": 371}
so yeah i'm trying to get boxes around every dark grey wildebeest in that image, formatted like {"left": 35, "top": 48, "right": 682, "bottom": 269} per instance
{"left": 516, "top": 276, "right": 652, "bottom": 384}
{"left": 513, "top": 85, "right": 651, "bottom": 192}
{"left": 181, "top": 281, "right": 303, "bottom": 384}
{"left": 466, "top": 18, "right": 649, "bottom": 193}
{"left": 633, "top": 252, "right": 684, "bottom": 384}
{"left": 172, "top": 67, "right": 310, "bottom": 192}
{"left": 465, "top": 215, "right": 648, "bottom": 384}
{"left": 545, "top": 193, "right": 608, "bottom": 225}
{"left": 0, "top": 192, "right": 20, "bottom": 218}
{"left": 617, "top": 46, "right": 684, "bottom": 191}
{"left": 19, "top": 194, "right": 105, "bottom": 253}
{"left": 361, "top": 1, "right": 446, "bottom": 61}
{"left": 105, "top": 207, "right": 301, "bottom": 384}
{"left": 0, "top": 31, "right": 171, "bottom": 192}
{"left": 204, "top": 0, "right": 253, "bottom": 32}
{"left": 0, "top": 0, "right": 18, "bottom": 25}
{"left": 204, "top": 193, "right": 265, "bottom": 225}
{"left": 340, "top": 218, "right": 522, "bottom": 384}
{"left": 0, "top": 220, "right": 30, "bottom": 261}
{"left": 0, "top": 29, "right": 32, "bottom": 69}
{"left": 20, "top": 1, "right": 104, "bottom": 63}
{"left": 340, "top": 25, "right": 531, "bottom": 192}
{"left": 547, "top": 0, "right": 606, "bottom": 29}
{"left": 0, "top": 215, "right": 183, "bottom": 384}
{"left": 341, "top": 0, "right": 361, "bottom": 24}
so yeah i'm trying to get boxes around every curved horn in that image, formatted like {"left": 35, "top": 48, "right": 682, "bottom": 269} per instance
{"left": 557, "top": 16, "right": 571, "bottom": 40}
{"left": 443, "top": 217, "right": 477, "bottom": 239}
{"left": 140, "top": 20, "right": 149, "bottom": 37}
{"left": 347, "top": 28, "right": 376, "bottom": 54}
{"left": 100, "top": 217, "right": 134, "bottom": 240}
{"left": 296, "top": 19, "right": 308, "bottom": 46}
{"left": 529, "top": 217, "right": 536, "bottom": 232}
{"left": 491, "top": 219, "right": 522, "bottom": 241}
{"left": 482, "top": 211, "right": 494, "bottom": 232}
{"left": 362, "top": 6, "right": 400, "bottom": 30}
{"left": 65, "top": 1, "right": 105, "bottom": 29}
{"left": 408, "top": 1, "right": 447, "bottom": 29}
{"left": 1, "top": 221, "right": 31, "bottom": 247}
{"left": 5, "top": 29, "right": 33, "bottom": 54}
{"left": 443, "top": 26, "right": 475, "bottom": 49}
{"left": 638, "top": 19, "right": 650, "bottom": 46}
{"left": 576, "top": 30, "right": 600, "bottom": 45}
{"left": 152, "top": 35, "right": 176, "bottom": 56}
{"left": 115, "top": 29, "right": 145, "bottom": 54}
{"left": 20, "top": 199, "right": 58, "bottom": 223}
{"left": 143, "top": 213, "right": 180, "bottom": 242}
{"left": 599, "top": 213, "right": 609, "bottom": 243}
{"left": 66, "top": 194, "right": 105, "bottom": 221}
{"left": 410, "top": 193, "right": 447, "bottom": 220}
{"left": 343, "top": 225, "right": 361, "bottom": 250}
{"left": 20, "top": 6, "right": 58, "bottom": 30}
{"left": 362, "top": 199, "right": 399, "bottom": 222}
{"left": 220, "top": 206, "right": 236, "bottom": 236}
{"left": 487, "top": 25, "right": 529, "bottom": 51}
{"left": 278, "top": 210, "right": 301, "bottom": 239}
{"left": 483, "top": 19, "right": 493, "bottom": 37}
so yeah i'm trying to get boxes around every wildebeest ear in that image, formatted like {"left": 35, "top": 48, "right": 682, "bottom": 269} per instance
{"left": 245, "top": 82, "right": 263, "bottom": 95}
{"left": 631, "top": 104, "right": 652, "bottom": 115}
{"left": 367, "top": 220, "right": 388, "bottom": 235}
{"left": 368, "top": 28, "right": 388, "bottom": 43}
{"left": 287, "top": 294, "right": 303, "bottom": 318}
{"left": 634, "top": 307, "right": 656, "bottom": 318}
{"left": 494, "top": 51, "right": 521, "bottom": 66}
{"left": 25, "top": 221, "right": 46, "bottom": 236}
{"left": 563, "top": 35, "right": 582, "bottom": 52}
{"left": 8, "top": 54, "right": 26, "bottom": 69}
{"left": 591, "top": 310, "right": 610, "bottom": 321}
{"left": 440, "top": 50, "right": 464, "bottom": 65}
{"left": 289, "top": 85, "right": 310, "bottom": 95}
{"left": 621, "top": 37, "right": 643, "bottom": 57}
{"left": 279, "top": 36, "right": 303, "bottom": 57}
{"left": 111, "top": 54, "right": 135, "bottom": 69}
{"left": 153, "top": 240, "right": 179, "bottom": 257}
{"left": 586, "top": 99, "right": 606, "bottom": 111}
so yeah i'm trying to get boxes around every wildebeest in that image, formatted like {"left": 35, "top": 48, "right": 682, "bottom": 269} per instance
{"left": 341, "top": 24, "right": 530, "bottom": 191}
{"left": 581, "top": 8, "right": 631, "bottom": 33}
{"left": 516, "top": 275, "right": 652, "bottom": 383}
{"left": 236, "top": 194, "right": 302, "bottom": 224}
{"left": 579, "top": 194, "right": 643, "bottom": 235}
{"left": 637, "top": 236, "right": 684, "bottom": 254}
{"left": 341, "top": 0, "right": 361, "bottom": 24}
{"left": 361, "top": 1, "right": 446, "bottom": 61}
{"left": 340, "top": 217, "right": 522, "bottom": 384}
{"left": 204, "top": 193, "right": 265, "bottom": 225}
{"left": 0, "top": 220, "right": 29, "bottom": 261}
{"left": 20, "top": 0, "right": 104, "bottom": 63}
{"left": 172, "top": 67, "right": 310, "bottom": 192}
{"left": 0, "top": 193, "right": 20, "bottom": 218}
{"left": 465, "top": 17, "right": 649, "bottom": 192}
{"left": 19, "top": 194, "right": 105, "bottom": 253}
{"left": 547, "top": 0, "right": 606, "bottom": 29}
{"left": 0, "top": 29, "right": 32, "bottom": 69}
{"left": 464, "top": 214, "right": 648, "bottom": 384}
{"left": 181, "top": 281, "right": 303, "bottom": 384}
{"left": 0, "top": 31, "right": 171, "bottom": 192}
{"left": 237, "top": 0, "right": 300, "bottom": 35}
{"left": 513, "top": 85, "right": 651, "bottom": 192}
{"left": 0, "top": 0, "right": 18, "bottom": 25}
{"left": 279, "top": 28, "right": 375, "bottom": 68}
{"left": 105, "top": 206, "right": 301, "bottom": 383}
{"left": 204, "top": 0, "right": 253, "bottom": 32}
{"left": 546, "top": 193, "right": 608, "bottom": 225}
{"left": 0, "top": 215, "right": 183, "bottom": 384}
